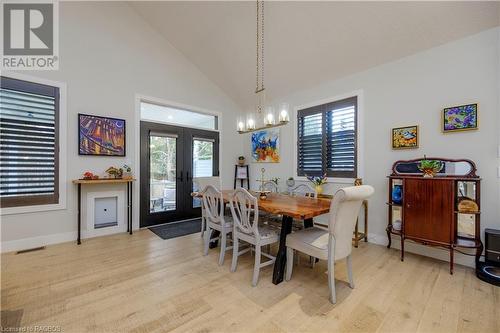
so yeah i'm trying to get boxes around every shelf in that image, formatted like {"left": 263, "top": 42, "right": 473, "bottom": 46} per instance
{"left": 72, "top": 178, "right": 135, "bottom": 184}
{"left": 454, "top": 237, "right": 482, "bottom": 249}
{"left": 386, "top": 202, "right": 402, "bottom": 207}
{"left": 454, "top": 211, "right": 481, "bottom": 215}
{"left": 386, "top": 226, "right": 402, "bottom": 235}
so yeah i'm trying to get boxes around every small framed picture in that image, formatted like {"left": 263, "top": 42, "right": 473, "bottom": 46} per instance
{"left": 236, "top": 166, "right": 248, "bottom": 179}
{"left": 392, "top": 125, "right": 419, "bottom": 149}
{"left": 442, "top": 103, "right": 478, "bottom": 133}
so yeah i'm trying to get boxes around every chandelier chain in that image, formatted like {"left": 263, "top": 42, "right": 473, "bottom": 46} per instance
{"left": 256, "top": 0, "right": 265, "bottom": 93}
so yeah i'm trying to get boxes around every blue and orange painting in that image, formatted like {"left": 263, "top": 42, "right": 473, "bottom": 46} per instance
{"left": 251, "top": 129, "right": 280, "bottom": 163}
{"left": 79, "top": 114, "right": 125, "bottom": 156}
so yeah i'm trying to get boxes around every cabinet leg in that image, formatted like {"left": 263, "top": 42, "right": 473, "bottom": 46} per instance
{"left": 400, "top": 237, "right": 404, "bottom": 262}
{"left": 386, "top": 227, "right": 392, "bottom": 249}
{"left": 450, "top": 247, "right": 454, "bottom": 275}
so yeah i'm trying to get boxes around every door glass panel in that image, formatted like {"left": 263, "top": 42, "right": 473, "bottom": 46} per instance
{"left": 192, "top": 139, "right": 214, "bottom": 208}
{"left": 150, "top": 135, "right": 177, "bottom": 213}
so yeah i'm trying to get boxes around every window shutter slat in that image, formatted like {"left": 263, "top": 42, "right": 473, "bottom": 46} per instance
{"left": 297, "top": 96, "right": 357, "bottom": 178}
{"left": 0, "top": 76, "right": 59, "bottom": 207}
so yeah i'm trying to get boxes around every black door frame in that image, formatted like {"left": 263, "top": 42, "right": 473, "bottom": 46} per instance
{"left": 140, "top": 121, "right": 219, "bottom": 228}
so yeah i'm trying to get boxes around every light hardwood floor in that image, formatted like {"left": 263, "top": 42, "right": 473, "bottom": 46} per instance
{"left": 1, "top": 229, "right": 499, "bottom": 333}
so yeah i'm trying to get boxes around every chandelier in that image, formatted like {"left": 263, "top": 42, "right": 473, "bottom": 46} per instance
{"left": 237, "top": 0, "right": 290, "bottom": 134}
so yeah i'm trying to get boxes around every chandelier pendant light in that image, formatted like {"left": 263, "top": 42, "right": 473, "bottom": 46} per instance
{"left": 237, "top": 0, "right": 290, "bottom": 134}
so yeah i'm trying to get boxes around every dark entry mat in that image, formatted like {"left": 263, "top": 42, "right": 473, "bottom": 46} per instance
{"left": 149, "top": 219, "right": 201, "bottom": 240}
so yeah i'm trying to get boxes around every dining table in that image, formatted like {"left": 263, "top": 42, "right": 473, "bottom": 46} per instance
{"left": 211, "top": 190, "right": 332, "bottom": 285}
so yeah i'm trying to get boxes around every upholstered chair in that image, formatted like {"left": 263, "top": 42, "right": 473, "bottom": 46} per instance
{"left": 285, "top": 185, "right": 374, "bottom": 303}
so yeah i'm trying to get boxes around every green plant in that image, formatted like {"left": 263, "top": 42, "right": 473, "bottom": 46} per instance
{"left": 238, "top": 156, "right": 245, "bottom": 160}
{"left": 288, "top": 177, "right": 294, "bottom": 180}
{"left": 271, "top": 177, "right": 280, "bottom": 185}
{"left": 418, "top": 157, "right": 443, "bottom": 176}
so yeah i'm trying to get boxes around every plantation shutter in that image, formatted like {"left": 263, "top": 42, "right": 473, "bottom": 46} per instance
{"left": 297, "top": 96, "right": 357, "bottom": 178}
{"left": 326, "top": 97, "right": 357, "bottom": 178}
{"left": 0, "top": 76, "right": 59, "bottom": 208}
{"left": 297, "top": 107, "right": 323, "bottom": 176}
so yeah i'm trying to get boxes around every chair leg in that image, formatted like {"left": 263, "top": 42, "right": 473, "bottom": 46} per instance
{"left": 218, "top": 231, "right": 226, "bottom": 266}
{"left": 347, "top": 254, "right": 354, "bottom": 289}
{"left": 285, "top": 247, "right": 294, "bottom": 281}
{"left": 328, "top": 254, "right": 336, "bottom": 304}
{"left": 203, "top": 225, "right": 210, "bottom": 256}
{"left": 252, "top": 245, "right": 261, "bottom": 286}
{"left": 231, "top": 237, "right": 239, "bottom": 272}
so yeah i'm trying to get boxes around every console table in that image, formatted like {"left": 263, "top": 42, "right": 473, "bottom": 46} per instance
{"left": 72, "top": 178, "right": 135, "bottom": 244}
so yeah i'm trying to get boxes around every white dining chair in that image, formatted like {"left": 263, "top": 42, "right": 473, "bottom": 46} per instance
{"left": 260, "top": 181, "right": 279, "bottom": 193}
{"left": 202, "top": 185, "right": 233, "bottom": 266}
{"left": 285, "top": 185, "right": 374, "bottom": 304}
{"left": 194, "top": 176, "right": 221, "bottom": 238}
{"left": 229, "top": 188, "right": 280, "bottom": 286}
{"left": 290, "top": 183, "right": 316, "bottom": 197}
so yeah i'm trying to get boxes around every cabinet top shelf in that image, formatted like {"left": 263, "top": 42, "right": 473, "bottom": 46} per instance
{"left": 72, "top": 178, "right": 136, "bottom": 184}
{"left": 388, "top": 175, "right": 481, "bottom": 181}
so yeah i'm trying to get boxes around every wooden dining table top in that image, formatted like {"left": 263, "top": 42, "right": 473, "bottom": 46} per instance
{"left": 194, "top": 190, "right": 332, "bottom": 220}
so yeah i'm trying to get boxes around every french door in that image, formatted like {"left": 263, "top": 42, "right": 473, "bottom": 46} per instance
{"left": 140, "top": 121, "right": 219, "bottom": 227}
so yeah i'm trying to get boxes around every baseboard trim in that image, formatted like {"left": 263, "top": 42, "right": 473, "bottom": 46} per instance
{"left": 366, "top": 232, "right": 475, "bottom": 268}
{"left": 1, "top": 231, "right": 77, "bottom": 253}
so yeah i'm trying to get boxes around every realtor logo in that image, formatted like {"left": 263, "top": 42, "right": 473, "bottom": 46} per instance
{"left": 1, "top": 1, "right": 59, "bottom": 70}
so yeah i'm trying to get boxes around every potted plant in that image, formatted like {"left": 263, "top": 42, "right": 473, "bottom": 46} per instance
{"left": 238, "top": 156, "right": 246, "bottom": 165}
{"left": 418, "top": 157, "right": 443, "bottom": 178}
{"left": 105, "top": 166, "right": 122, "bottom": 179}
{"left": 271, "top": 177, "right": 280, "bottom": 186}
{"left": 122, "top": 164, "right": 132, "bottom": 179}
{"left": 306, "top": 173, "right": 328, "bottom": 195}
{"left": 286, "top": 177, "right": 295, "bottom": 187}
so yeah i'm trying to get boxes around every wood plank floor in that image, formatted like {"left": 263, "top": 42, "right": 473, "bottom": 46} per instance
{"left": 1, "top": 229, "right": 499, "bottom": 333}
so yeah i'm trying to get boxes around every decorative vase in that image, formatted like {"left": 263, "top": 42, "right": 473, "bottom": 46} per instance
{"left": 315, "top": 185, "right": 323, "bottom": 195}
{"left": 392, "top": 185, "right": 403, "bottom": 204}
{"left": 286, "top": 179, "right": 295, "bottom": 187}
{"left": 238, "top": 158, "right": 245, "bottom": 166}
{"left": 422, "top": 169, "right": 435, "bottom": 178}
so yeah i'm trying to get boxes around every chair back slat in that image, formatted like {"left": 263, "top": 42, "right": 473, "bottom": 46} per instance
{"left": 290, "top": 183, "right": 316, "bottom": 197}
{"left": 202, "top": 185, "right": 224, "bottom": 224}
{"left": 328, "top": 185, "right": 374, "bottom": 259}
{"left": 260, "top": 181, "right": 278, "bottom": 193}
{"left": 229, "top": 188, "right": 260, "bottom": 237}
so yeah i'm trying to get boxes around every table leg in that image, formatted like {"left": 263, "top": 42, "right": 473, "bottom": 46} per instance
{"left": 77, "top": 183, "right": 81, "bottom": 245}
{"left": 209, "top": 230, "right": 220, "bottom": 249}
{"left": 129, "top": 181, "right": 133, "bottom": 235}
{"left": 304, "top": 218, "right": 313, "bottom": 229}
{"left": 272, "top": 215, "right": 293, "bottom": 285}
{"left": 126, "top": 183, "right": 130, "bottom": 233}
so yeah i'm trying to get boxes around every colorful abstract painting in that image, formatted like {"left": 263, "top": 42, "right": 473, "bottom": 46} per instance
{"left": 392, "top": 125, "right": 418, "bottom": 149}
{"left": 79, "top": 114, "right": 126, "bottom": 156}
{"left": 251, "top": 129, "right": 280, "bottom": 163}
{"left": 443, "top": 104, "right": 478, "bottom": 132}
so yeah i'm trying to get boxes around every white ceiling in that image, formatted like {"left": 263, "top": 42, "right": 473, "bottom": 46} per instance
{"left": 130, "top": 1, "right": 499, "bottom": 110}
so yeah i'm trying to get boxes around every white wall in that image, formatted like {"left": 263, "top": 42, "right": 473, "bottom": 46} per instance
{"left": 0, "top": 2, "right": 243, "bottom": 251}
{"left": 244, "top": 27, "right": 500, "bottom": 266}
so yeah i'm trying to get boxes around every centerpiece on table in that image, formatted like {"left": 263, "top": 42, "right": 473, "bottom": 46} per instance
{"left": 306, "top": 173, "right": 327, "bottom": 195}
{"left": 418, "top": 156, "right": 443, "bottom": 178}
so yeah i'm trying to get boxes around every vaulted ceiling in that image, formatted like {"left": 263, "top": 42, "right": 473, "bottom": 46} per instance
{"left": 130, "top": 1, "right": 500, "bottom": 110}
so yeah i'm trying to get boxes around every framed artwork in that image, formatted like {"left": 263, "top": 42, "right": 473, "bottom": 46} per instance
{"left": 392, "top": 125, "right": 419, "bottom": 149}
{"left": 236, "top": 166, "right": 248, "bottom": 179}
{"left": 251, "top": 128, "right": 280, "bottom": 163}
{"left": 79, "top": 114, "right": 126, "bottom": 156}
{"left": 442, "top": 103, "right": 478, "bottom": 133}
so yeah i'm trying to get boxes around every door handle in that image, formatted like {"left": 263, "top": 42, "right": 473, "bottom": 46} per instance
{"left": 177, "top": 171, "right": 183, "bottom": 182}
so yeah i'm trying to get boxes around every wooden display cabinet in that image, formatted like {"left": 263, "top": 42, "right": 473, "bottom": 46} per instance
{"left": 387, "top": 157, "right": 482, "bottom": 274}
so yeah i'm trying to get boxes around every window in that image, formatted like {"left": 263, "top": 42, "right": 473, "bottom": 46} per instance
{"left": 0, "top": 76, "right": 59, "bottom": 208}
{"left": 141, "top": 102, "right": 218, "bottom": 130}
{"left": 297, "top": 96, "right": 357, "bottom": 178}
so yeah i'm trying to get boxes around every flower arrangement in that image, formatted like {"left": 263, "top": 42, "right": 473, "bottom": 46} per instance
{"left": 306, "top": 173, "right": 327, "bottom": 194}
{"left": 271, "top": 177, "right": 280, "bottom": 185}
{"left": 418, "top": 157, "right": 443, "bottom": 178}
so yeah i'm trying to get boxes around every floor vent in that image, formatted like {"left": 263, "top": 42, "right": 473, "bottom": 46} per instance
{"left": 16, "top": 246, "right": 46, "bottom": 254}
